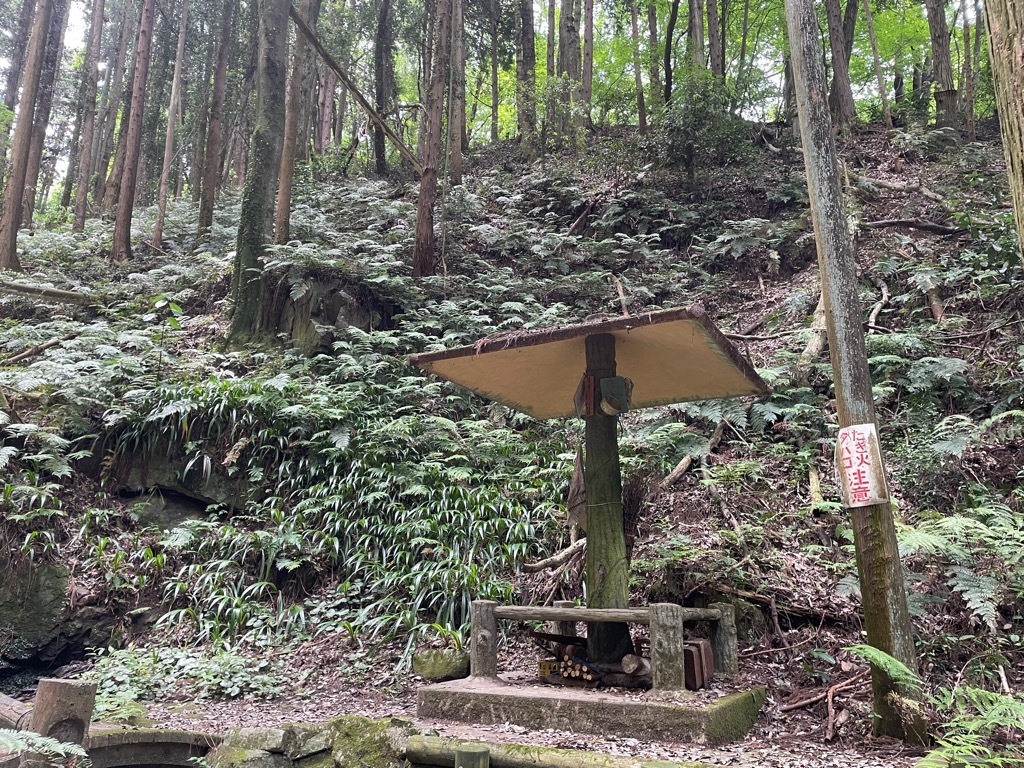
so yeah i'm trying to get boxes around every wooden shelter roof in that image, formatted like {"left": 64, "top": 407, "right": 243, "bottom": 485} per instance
{"left": 408, "top": 306, "right": 768, "bottom": 419}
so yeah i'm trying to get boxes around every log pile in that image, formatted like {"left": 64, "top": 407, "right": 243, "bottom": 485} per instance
{"left": 529, "top": 631, "right": 653, "bottom": 689}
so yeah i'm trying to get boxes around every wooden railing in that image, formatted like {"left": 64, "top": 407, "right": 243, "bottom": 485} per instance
{"left": 470, "top": 600, "right": 738, "bottom": 691}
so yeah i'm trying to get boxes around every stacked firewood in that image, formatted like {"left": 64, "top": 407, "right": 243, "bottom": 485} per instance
{"left": 557, "top": 644, "right": 599, "bottom": 682}
{"left": 529, "top": 630, "right": 653, "bottom": 689}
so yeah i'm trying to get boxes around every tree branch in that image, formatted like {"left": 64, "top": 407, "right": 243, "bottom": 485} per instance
{"left": 0, "top": 278, "right": 96, "bottom": 304}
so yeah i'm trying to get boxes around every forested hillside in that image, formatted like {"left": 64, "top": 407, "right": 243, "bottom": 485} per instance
{"left": 1, "top": 0, "right": 1023, "bottom": 765}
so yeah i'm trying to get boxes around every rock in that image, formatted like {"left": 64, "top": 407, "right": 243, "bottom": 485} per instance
{"left": 716, "top": 596, "right": 765, "bottom": 643}
{"left": 0, "top": 554, "right": 68, "bottom": 666}
{"left": 329, "top": 716, "right": 406, "bottom": 768}
{"left": 412, "top": 648, "right": 470, "bottom": 682}
{"left": 284, "top": 724, "right": 331, "bottom": 761}
{"left": 129, "top": 491, "right": 207, "bottom": 530}
{"left": 224, "top": 728, "right": 289, "bottom": 753}
{"left": 120, "top": 439, "right": 250, "bottom": 511}
{"left": 207, "top": 747, "right": 290, "bottom": 768}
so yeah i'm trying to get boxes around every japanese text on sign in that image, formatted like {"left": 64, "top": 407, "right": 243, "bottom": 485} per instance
{"left": 836, "top": 423, "right": 889, "bottom": 508}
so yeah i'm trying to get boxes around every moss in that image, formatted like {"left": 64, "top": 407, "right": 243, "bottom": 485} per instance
{"left": 702, "top": 686, "right": 766, "bottom": 745}
{"left": 206, "top": 746, "right": 285, "bottom": 768}
{"left": 328, "top": 716, "right": 404, "bottom": 768}
{"left": 412, "top": 649, "right": 469, "bottom": 682}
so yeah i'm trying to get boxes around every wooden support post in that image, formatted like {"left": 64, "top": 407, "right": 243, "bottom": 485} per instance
{"left": 470, "top": 600, "right": 498, "bottom": 678}
{"left": 650, "top": 602, "right": 686, "bottom": 691}
{"left": 583, "top": 333, "right": 633, "bottom": 665}
{"left": 19, "top": 679, "right": 96, "bottom": 768}
{"left": 551, "top": 600, "right": 577, "bottom": 639}
{"left": 708, "top": 602, "right": 739, "bottom": 675}
{"left": 455, "top": 744, "right": 490, "bottom": 768}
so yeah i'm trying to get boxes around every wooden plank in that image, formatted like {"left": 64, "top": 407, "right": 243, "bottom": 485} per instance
{"left": 493, "top": 606, "right": 720, "bottom": 623}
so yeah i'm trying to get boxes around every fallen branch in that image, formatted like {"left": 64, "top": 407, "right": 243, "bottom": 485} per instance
{"left": 0, "top": 278, "right": 96, "bottom": 305}
{"left": 867, "top": 278, "right": 889, "bottom": 332}
{"left": 522, "top": 538, "right": 586, "bottom": 573}
{"left": 864, "top": 218, "right": 964, "bottom": 235}
{"left": 792, "top": 293, "right": 827, "bottom": 386}
{"left": 850, "top": 172, "right": 945, "bottom": 203}
{"left": 0, "top": 332, "right": 79, "bottom": 366}
{"left": 779, "top": 669, "right": 870, "bottom": 712}
{"left": 567, "top": 196, "right": 603, "bottom": 237}
{"left": 712, "top": 583, "right": 848, "bottom": 622}
{"left": 926, "top": 289, "right": 946, "bottom": 323}
{"left": 661, "top": 420, "right": 726, "bottom": 489}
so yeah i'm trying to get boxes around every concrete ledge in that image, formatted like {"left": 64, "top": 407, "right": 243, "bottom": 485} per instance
{"left": 85, "top": 726, "right": 220, "bottom": 768}
{"left": 417, "top": 677, "right": 765, "bottom": 745}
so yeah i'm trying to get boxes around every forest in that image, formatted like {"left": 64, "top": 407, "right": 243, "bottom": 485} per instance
{"left": 1, "top": 0, "right": 1024, "bottom": 766}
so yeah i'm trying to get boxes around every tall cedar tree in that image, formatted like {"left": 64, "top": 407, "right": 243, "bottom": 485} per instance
{"left": 984, "top": 0, "right": 1024, "bottom": 249}
{"left": 227, "top": 0, "right": 289, "bottom": 341}
{"left": 275, "top": 0, "right": 316, "bottom": 242}
{"left": 412, "top": 0, "right": 451, "bottom": 278}
{"left": 824, "top": 0, "right": 856, "bottom": 128}
{"left": 372, "top": 0, "right": 393, "bottom": 176}
{"left": 924, "top": 0, "right": 957, "bottom": 128}
{"left": 112, "top": 0, "right": 155, "bottom": 261}
{"left": 515, "top": 0, "right": 536, "bottom": 148}
{"left": 198, "top": 0, "right": 236, "bottom": 238}
{"left": 784, "top": 0, "right": 926, "bottom": 742}
{"left": 152, "top": 0, "right": 190, "bottom": 247}
{"left": 94, "top": 0, "right": 133, "bottom": 202}
{"left": 72, "top": 0, "right": 105, "bottom": 232}
{"left": 449, "top": 0, "right": 465, "bottom": 184}
{"left": 0, "top": 0, "right": 54, "bottom": 271}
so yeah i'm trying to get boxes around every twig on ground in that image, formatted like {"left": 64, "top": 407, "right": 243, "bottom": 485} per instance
{"left": 779, "top": 670, "right": 871, "bottom": 712}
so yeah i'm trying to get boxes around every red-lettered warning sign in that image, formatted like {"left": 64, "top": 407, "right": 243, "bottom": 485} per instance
{"left": 836, "top": 423, "right": 889, "bottom": 508}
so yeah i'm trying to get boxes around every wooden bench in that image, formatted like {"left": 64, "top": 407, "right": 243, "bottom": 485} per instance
{"left": 470, "top": 600, "right": 738, "bottom": 692}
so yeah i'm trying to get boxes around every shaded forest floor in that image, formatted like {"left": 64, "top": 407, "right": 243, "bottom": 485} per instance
{"left": 2, "top": 120, "right": 1023, "bottom": 766}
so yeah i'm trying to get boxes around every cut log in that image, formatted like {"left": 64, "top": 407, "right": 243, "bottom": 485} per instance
{"left": 0, "top": 693, "right": 31, "bottom": 729}
{"left": 621, "top": 654, "right": 650, "bottom": 676}
{"left": 0, "top": 278, "right": 96, "bottom": 304}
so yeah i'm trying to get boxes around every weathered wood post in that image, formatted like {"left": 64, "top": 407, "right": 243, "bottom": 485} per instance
{"left": 470, "top": 600, "right": 498, "bottom": 678}
{"left": 650, "top": 603, "right": 686, "bottom": 691}
{"left": 454, "top": 743, "right": 490, "bottom": 768}
{"left": 19, "top": 679, "right": 96, "bottom": 768}
{"left": 551, "top": 600, "right": 577, "bottom": 639}
{"left": 583, "top": 333, "right": 634, "bottom": 665}
{"left": 708, "top": 602, "right": 739, "bottom": 675}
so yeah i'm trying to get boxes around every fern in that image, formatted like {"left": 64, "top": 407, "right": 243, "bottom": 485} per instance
{"left": 845, "top": 644, "right": 923, "bottom": 693}
{"left": 946, "top": 567, "right": 1001, "bottom": 631}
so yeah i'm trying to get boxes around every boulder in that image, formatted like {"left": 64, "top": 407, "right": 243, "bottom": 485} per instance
{"left": 412, "top": 648, "right": 470, "bottom": 682}
{"left": 0, "top": 554, "right": 68, "bottom": 667}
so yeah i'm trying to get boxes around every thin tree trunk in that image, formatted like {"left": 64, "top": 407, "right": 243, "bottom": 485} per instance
{"left": 784, "top": 0, "right": 926, "bottom": 743}
{"left": 730, "top": 0, "right": 751, "bottom": 112}
{"left": 372, "top": 0, "right": 393, "bottom": 175}
{"left": 112, "top": 0, "right": 155, "bottom": 261}
{"left": 663, "top": 0, "right": 680, "bottom": 104}
{"left": 101, "top": 5, "right": 140, "bottom": 214}
{"left": 276, "top": 0, "right": 315, "bottom": 242}
{"left": 582, "top": 0, "right": 594, "bottom": 111}
{"left": 547, "top": 0, "right": 555, "bottom": 78}
{"left": 72, "top": 0, "right": 106, "bottom": 232}
{"left": 198, "top": 0, "right": 236, "bottom": 238}
{"left": 449, "top": 0, "right": 465, "bottom": 184}
{"left": 490, "top": 0, "right": 499, "bottom": 142}
{"left": 60, "top": 75, "right": 85, "bottom": 209}
{"left": 3, "top": 0, "right": 38, "bottom": 111}
{"left": 515, "top": 0, "right": 536, "bottom": 149}
{"left": 412, "top": 0, "right": 451, "bottom": 278}
{"left": 646, "top": 4, "right": 662, "bottom": 113}
{"left": 94, "top": 0, "right": 133, "bottom": 203}
{"left": 21, "top": 0, "right": 69, "bottom": 226}
{"left": 316, "top": 67, "right": 337, "bottom": 153}
{"left": 227, "top": 0, "right": 290, "bottom": 343}
{"left": 687, "top": 0, "right": 705, "bottom": 68}
{"left": 0, "top": 0, "right": 53, "bottom": 271}
{"left": 983, "top": 0, "right": 1024, "bottom": 252}
{"left": 707, "top": 0, "right": 724, "bottom": 77}
{"left": 152, "top": 0, "right": 190, "bottom": 247}
{"left": 630, "top": 2, "right": 647, "bottom": 132}
{"left": 924, "top": 0, "right": 957, "bottom": 128}
{"left": 824, "top": 0, "right": 857, "bottom": 129}
{"left": 958, "top": 0, "right": 974, "bottom": 139}
{"left": 861, "top": 0, "right": 892, "bottom": 129}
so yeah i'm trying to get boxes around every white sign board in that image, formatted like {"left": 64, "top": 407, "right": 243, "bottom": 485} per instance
{"left": 836, "top": 423, "right": 889, "bottom": 508}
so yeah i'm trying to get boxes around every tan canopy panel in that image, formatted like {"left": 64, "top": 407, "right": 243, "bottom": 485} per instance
{"left": 408, "top": 306, "right": 768, "bottom": 419}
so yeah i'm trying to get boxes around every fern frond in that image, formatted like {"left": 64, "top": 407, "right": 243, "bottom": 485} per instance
{"left": 845, "top": 644, "right": 923, "bottom": 693}
{"left": 947, "top": 567, "right": 1001, "bottom": 631}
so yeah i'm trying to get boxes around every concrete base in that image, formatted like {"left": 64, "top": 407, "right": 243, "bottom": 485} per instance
{"left": 417, "top": 676, "right": 765, "bottom": 745}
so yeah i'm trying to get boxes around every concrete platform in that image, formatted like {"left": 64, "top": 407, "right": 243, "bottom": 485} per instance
{"left": 417, "top": 676, "right": 765, "bottom": 745}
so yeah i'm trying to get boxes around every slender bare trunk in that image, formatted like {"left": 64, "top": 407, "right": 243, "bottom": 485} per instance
{"left": 630, "top": 2, "right": 647, "bottom": 132}
{"left": 861, "top": 0, "right": 892, "bottom": 129}
{"left": 449, "top": 0, "right": 464, "bottom": 184}
{"left": 582, "top": 0, "right": 593, "bottom": 110}
{"left": 687, "top": 0, "right": 705, "bottom": 68}
{"left": 152, "top": 0, "right": 190, "bottom": 246}
{"left": 646, "top": 4, "right": 662, "bottom": 113}
{"left": 824, "top": 0, "right": 857, "bottom": 129}
{"left": 490, "top": 0, "right": 499, "bottom": 142}
{"left": 707, "top": 0, "right": 724, "bottom": 77}
{"left": 197, "top": 0, "right": 235, "bottom": 238}
{"left": 924, "top": 0, "right": 957, "bottom": 128}
{"left": 112, "top": 0, "right": 155, "bottom": 261}
{"left": 515, "top": 0, "right": 536, "bottom": 148}
{"left": 72, "top": 0, "right": 106, "bottom": 231}
{"left": 663, "top": 0, "right": 680, "bottom": 103}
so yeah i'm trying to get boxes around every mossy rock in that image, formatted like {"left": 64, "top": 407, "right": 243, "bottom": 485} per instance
{"left": 284, "top": 724, "right": 332, "bottom": 760}
{"left": 0, "top": 554, "right": 68, "bottom": 664}
{"left": 206, "top": 746, "right": 289, "bottom": 768}
{"left": 223, "top": 727, "right": 288, "bottom": 753}
{"left": 412, "top": 648, "right": 470, "bottom": 682}
{"left": 328, "top": 716, "right": 405, "bottom": 768}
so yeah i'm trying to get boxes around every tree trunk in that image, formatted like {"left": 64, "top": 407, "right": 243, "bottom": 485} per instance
{"left": 730, "top": 0, "right": 751, "bottom": 112}
{"left": 582, "top": 0, "right": 594, "bottom": 111}
{"left": 784, "top": 0, "right": 926, "bottom": 743}
{"left": 984, "top": 0, "right": 1024, "bottom": 253}
{"left": 3, "top": 0, "right": 38, "bottom": 111}
{"left": 646, "top": 3, "right": 662, "bottom": 113}
{"left": 630, "top": 2, "right": 647, "bottom": 132}
{"left": 490, "top": 0, "right": 499, "bottom": 142}
{"left": 412, "top": 0, "right": 450, "bottom": 278}
{"left": 449, "top": 0, "right": 464, "bottom": 184}
{"left": 198, "top": 0, "right": 236, "bottom": 238}
{"left": 111, "top": 0, "right": 155, "bottom": 261}
{"left": 515, "top": 0, "right": 536, "bottom": 149}
{"left": 0, "top": 0, "right": 54, "bottom": 272}
{"left": 227, "top": 0, "right": 289, "bottom": 342}
{"left": 924, "top": 0, "right": 956, "bottom": 129}
{"left": 72, "top": 0, "right": 106, "bottom": 232}
{"left": 316, "top": 67, "right": 337, "bottom": 153}
{"left": 556, "top": 0, "right": 582, "bottom": 139}
{"left": 94, "top": 0, "right": 133, "bottom": 203}
{"left": 372, "top": 0, "right": 393, "bottom": 175}
{"left": 547, "top": 0, "right": 555, "bottom": 79}
{"left": 663, "top": 0, "right": 680, "bottom": 104}
{"left": 101, "top": 5, "right": 141, "bottom": 215}
{"left": 861, "top": 0, "right": 892, "bottom": 129}
{"left": 21, "top": 0, "right": 69, "bottom": 226}
{"left": 583, "top": 334, "right": 634, "bottom": 665}
{"left": 687, "top": 0, "right": 705, "bottom": 68}
{"left": 958, "top": 0, "right": 974, "bottom": 139}
{"left": 824, "top": 0, "right": 856, "bottom": 129}
{"left": 152, "top": 0, "right": 190, "bottom": 247}
{"left": 707, "top": 0, "right": 724, "bottom": 77}
{"left": 275, "top": 0, "right": 315, "bottom": 242}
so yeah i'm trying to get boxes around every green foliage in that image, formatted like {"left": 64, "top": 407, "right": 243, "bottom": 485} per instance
{"left": 0, "top": 729, "right": 89, "bottom": 764}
